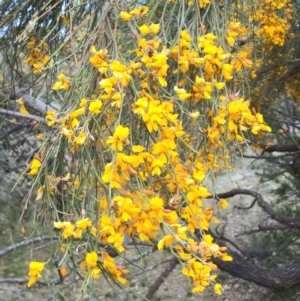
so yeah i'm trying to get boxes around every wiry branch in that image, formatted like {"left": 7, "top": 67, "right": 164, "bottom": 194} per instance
{"left": 234, "top": 224, "right": 290, "bottom": 237}
{"left": 128, "top": 258, "right": 175, "bottom": 280}
{"left": 0, "top": 108, "right": 47, "bottom": 124}
{"left": 0, "top": 235, "right": 59, "bottom": 258}
{"left": 0, "top": 277, "right": 62, "bottom": 286}
{"left": 212, "top": 188, "right": 300, "bottom": 229}
{"left": 145, "top": 257, "right": 179, "bottom": 300}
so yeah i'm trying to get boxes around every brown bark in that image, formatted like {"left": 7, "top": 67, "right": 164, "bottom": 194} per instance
{"left": 213, "top": 246, "right": 300, "bottom": 290}
{"left": 262, "top": 144, "right": 300, "bottom": 152}
{"left": 210, "top": 188, "right": 300, "bottom": 289}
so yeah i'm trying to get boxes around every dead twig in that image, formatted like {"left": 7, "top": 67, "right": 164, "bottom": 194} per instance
{"left": 0, "top": 108, "right": 46, "bottom": 124}
{"left": 145, "top": 257, "right": 179, "bottom": 300}
{"left": 0, "top": 235, "right": 59, "bottom": 258}
{"left": 234, "top": 224, "right": 290, "bottom": 237}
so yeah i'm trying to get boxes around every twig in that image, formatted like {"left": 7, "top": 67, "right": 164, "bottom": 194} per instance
{"left": 211, "top": 188, "right": 300, "bottom": 229}
{"left": 130, "top": 247, "right": 157, "bottom": 263}
{"left": 128, "top": 258, "right": 174, "bottom": 280}
{"left": 240, "top": 153, "right": 298, "bottom": 159}
{"left": 0, "top": 277, "right": 59, "bottom": 286}
{"left": 145, "top": 257, "right": 179, "bottom": 300}
{"left": 234, "top": 198, "right": 257, "bottom": 210}
{"left": 213, "top": 226, "right": 249, "bottom": 258}
{"left": 0, "top": 287, "right": 24, "bottom": 301}
{"left": 234, "top": 224, "right": 290, "bottom": 237}
{"left": 0, "top": 108, "right": 46, "bottom": 124}
{"left": 0, "top": 235, "right": 59, "bottom": 258}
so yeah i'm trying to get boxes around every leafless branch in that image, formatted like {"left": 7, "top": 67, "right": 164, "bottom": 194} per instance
{"left": 262, "top": 144, "right": 300, "bottom": 153}
{"left": 128, "top": 258, "right": 175, "bottom": 280}
{"left": 240, "top": 153, "right": 298, "bottom": 159}
{"left": 0, "top": 287, "right": 24, "bottom": 301}
{"left": 211, "top": 188, "right": 300, "bottom": 229}
{"left": 0, "top": 108, "right": 46, "bottom": 124}
{"left": 234, "top": 224, "right": 290, "bottom": 237}
{"left": 234, "top": 198, "right": 257, "bottom": 210}
{"left": 0, "top": 235, "right": 59, "bottom": 258}
{"left": 145, "top": 257, "right": 179, "bottom": 300}
{"left": 0, "top": 277, "right": 60, "bottom": 286}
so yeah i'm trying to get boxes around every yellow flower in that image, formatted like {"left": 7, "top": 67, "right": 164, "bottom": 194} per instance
{"left": 88, "top": 99, "right": 103, "bottom": 115}
{"left": 61, "top": 127, "right": 73, "bottom": 141}
{"left": 218, "top": 198, "right": 229, "bottom": 209}
{"left": 89, "top": 47, "right": 108, "bottom": 74}
{"left": 28, "top": 158, "right": 42, "bottom": 176}
{"left": 53, "top": 221, "right": 71, "bottom": 229}
{"left": 76, "top": 218, "right": 92, "bottom": 229}
{"left": 111, "top": 92, "right": 122, "bottom": 107}
{"left": 74, "top": 131, "right": 87, "bottom": 146}
{"left": 27, "top": 261, "right": 45, "bottom": 287}
{"left": 149, "top": 23, "right": 160, "bottom": 34}
{"left": 91, "top": 267, "right": 101, "bottom": 278}
{"left": 214, "top": 283, "right": 224, "bottom": 295}
{"left": 157, "top": 235, "right": 175, "bottom": 250}
{"left": 45, "top": 110, "right": 56, "bottom": 127}
{"left": 190, "top": 111, "right": 200, "bottom": 119}
{"left": 86, "top": 251, "right": 98, "bottom": 268}
{"left": 132, "top": 145, "right": 145, "bottom": 152}
{"left": 102, "top": 252, "right": 128, "bottom": 284}
{"left": 36, "top": 133, "right": 43, "bottom": 140}
{"left": 174, "top": 86, "right": 192, "bottom": 101}
{"left": 139, "top": 24, "right": 150, "bottom": 35}
{"left": 109, "top": 61, "right": 131, "bottom": 86}
{"left": 52, "top": 73, "right": 71, "bottom": 90}
{"left": 222, "top": 64, "right": 233, "bottom": 81}
{"left": 106, "top": 125, "right": 129, "bottom": 151}
{"left": 199, "top": 0, "right": 211, "bottom": 8}
{"left": 17, "top": 98, "right": 29, "bottom": 115}
{"left": 80, "top": 98, "right": 87, "bottom": 108}
{"left": 130, "top": 6, "right": 149, "bottom": 18}
{"left": 120, "top": 11, "right": 132, "bottom": 21}
{"left": 139, "top": 23, "right": 160, "bottom": 35}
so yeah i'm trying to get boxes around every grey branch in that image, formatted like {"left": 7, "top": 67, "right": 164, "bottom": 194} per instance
{"left": 0, "top": 235, "right": 59, "bottom": 258}
{"left": 0, "top": 277, "right": 61, "bottom": 286}
{"left": 234, "top": 224, "right": 290, "bottom": 237}
{"left": 0, "top": 108, "right": 47, "bottom": 124}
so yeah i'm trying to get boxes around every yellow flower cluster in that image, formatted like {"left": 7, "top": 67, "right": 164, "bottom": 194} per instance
{"left": 80, "top": 251, "right": 129, "bottom": 283}
{"left": 120, "top": 6, "right": 149, "bottom": 22}
{"left": 208, "top": 97, "right": 271, "bottom": 145}
{"left": 54, "top": 218, "right": 95, "bottom": 239}
{"left": 27, "top": 0, "right": 276, "bottom": 295}
{"left": 23, "top": 36, "right": 50, "bottom": 73}
{"left": 52, "top": 73, "right": 71, "bottom": 90}
{"left": 226, "top": 22, "right": 247, "bottom": 47}
{"left": 252, "top": 0, "right": 292, "bottom": 46}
